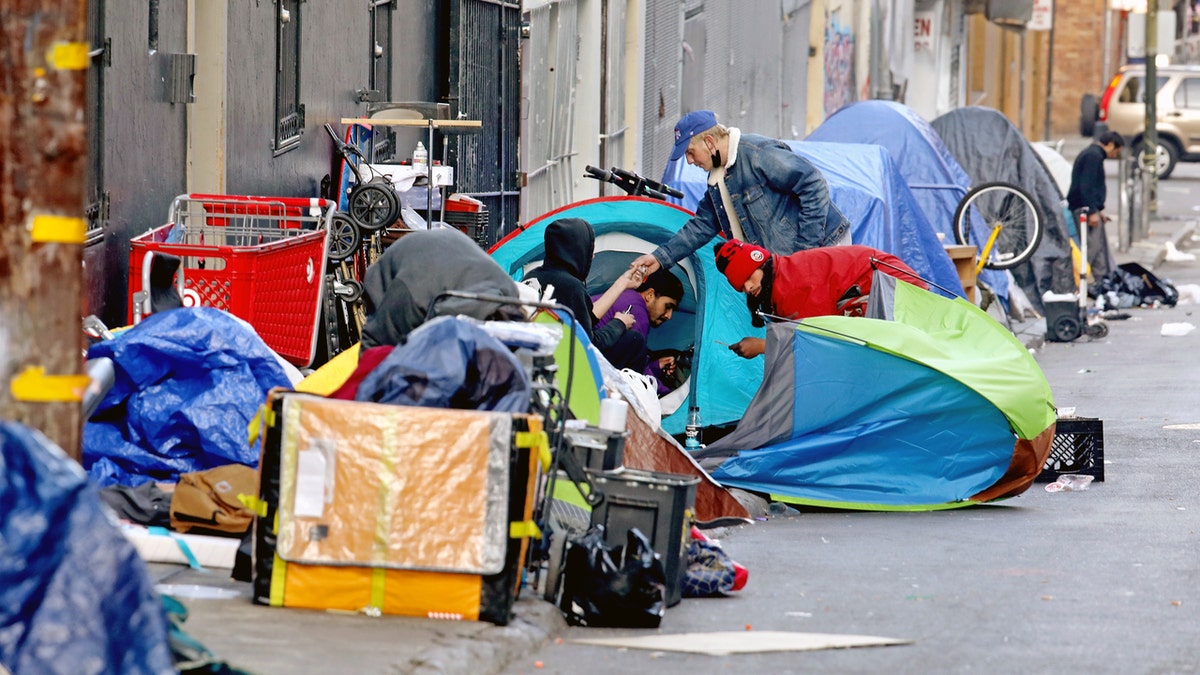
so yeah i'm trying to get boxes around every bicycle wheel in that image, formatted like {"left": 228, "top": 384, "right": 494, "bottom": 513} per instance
{"left": 952, "top": 181, "right": 1043, "bottom": 270}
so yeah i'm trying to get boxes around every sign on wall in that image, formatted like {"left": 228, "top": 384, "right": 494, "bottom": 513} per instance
{"left": 1028, "top": 0, "right": 1052, "bottom": 31}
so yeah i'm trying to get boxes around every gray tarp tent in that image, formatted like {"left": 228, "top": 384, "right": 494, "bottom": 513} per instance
{"left": 932, "top": 106, "right": 1074, "bottom": 311}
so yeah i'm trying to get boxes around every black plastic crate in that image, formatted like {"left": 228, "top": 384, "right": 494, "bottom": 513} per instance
{"left": 588, "top": 469, "right": 698, "bottom": 607}
{"left": 1037, "top": 417, "right": 1104, "bottom": 482}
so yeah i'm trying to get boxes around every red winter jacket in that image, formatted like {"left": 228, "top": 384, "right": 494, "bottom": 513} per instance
{"left": 769, "top": 245, "right": 926, "bottom": 319}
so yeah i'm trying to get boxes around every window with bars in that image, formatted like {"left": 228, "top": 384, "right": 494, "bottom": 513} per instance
{"left": 274, "top": 0, "right": 302, "bottom": 154}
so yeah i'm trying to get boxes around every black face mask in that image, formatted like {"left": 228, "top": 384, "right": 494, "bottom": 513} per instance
{"left": 711, "top": 149, "right": 723, "bottom": 167}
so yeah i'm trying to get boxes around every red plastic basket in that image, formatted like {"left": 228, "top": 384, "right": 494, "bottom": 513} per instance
{"left": 129, "top": 194, "right": 332, "bottom": 367}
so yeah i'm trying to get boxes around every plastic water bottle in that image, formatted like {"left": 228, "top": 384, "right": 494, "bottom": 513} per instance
{"left": 413, "top": 141, "right": 428, "bottom": 167}
{"left": 685, "top": 406, "right": 702, "bottom": 450}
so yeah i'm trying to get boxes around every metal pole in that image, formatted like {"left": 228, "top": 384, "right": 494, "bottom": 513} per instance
{"left": 870, "top": 0, "right": 894, "bottom": 100}
{"left": 0, "top": 0, "right": 88, "bottom": 457}
{"left": 1044, "top": 2, "right": 1056, "bottom": 141}
{"left": 1117, "top": 155, "right": 1130, "bottom": 252}
{"left": 1146, "top": 0, "right": 1160, "bottom": 215}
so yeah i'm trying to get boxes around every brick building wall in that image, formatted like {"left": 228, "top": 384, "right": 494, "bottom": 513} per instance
{"left": 1050, "top": 2, "right": 1117, "bottom": 136}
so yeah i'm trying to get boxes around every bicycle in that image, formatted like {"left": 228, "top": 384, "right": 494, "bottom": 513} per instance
{"left": 951, "top": 181, "right": 1043, "bottom": 275}
{"left": 583, "top": 165, "right": 685, "bottom": 201}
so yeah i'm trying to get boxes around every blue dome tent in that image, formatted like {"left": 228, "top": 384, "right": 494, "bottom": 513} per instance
{"left": 805, "top": 100, "right": 1009, "bottom": 303}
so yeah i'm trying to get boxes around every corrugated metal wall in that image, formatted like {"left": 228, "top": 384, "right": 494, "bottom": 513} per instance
{"left": 600, "top": 0, "right": 630, "bottom": 178}
{"left": 642, "top": 0, "right": 684, "bottom": 179}
{"left": 524, "top": 1, "right": 581, "bottom": 220}
{"left": 781, "top": 1, "right": 813, "bottom": 138}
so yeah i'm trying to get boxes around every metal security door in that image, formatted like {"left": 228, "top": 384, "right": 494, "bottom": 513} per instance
{"left": 449, "top": 0, "right": 522, "bottom": 244}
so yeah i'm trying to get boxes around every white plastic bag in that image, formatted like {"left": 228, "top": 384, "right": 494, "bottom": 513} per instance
{"left": 619, "top": 368, "right": 662, "bottom": 425}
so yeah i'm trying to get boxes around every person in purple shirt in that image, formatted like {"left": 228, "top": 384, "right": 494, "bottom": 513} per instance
{"left": 592, "top": 268, "right": 684, "bottom": 393}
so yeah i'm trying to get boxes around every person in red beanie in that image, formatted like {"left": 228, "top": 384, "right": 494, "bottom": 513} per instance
{"left": 713, "top": 239, "right": 927, "bottom": 358}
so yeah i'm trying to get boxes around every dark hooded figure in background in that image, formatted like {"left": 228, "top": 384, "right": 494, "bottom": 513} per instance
{"left": 523, "top": 217, "right": 630, "bottom": 350}
{"left": 359, "top": 228, "right": 525, "bottom": 348}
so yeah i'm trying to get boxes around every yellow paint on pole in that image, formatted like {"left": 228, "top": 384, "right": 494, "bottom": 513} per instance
{"left": 46, "top": 42, "right": 91, "bottom": 71}
{"left": 10, "top": 366, "right": 90, "bottom": 402}
{"left": 30, "top": 215, "right": 87, "bottom": 244}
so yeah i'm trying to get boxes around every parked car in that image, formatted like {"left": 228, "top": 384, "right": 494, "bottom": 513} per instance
{"left": 1095, "top": 64, "right": 1200, "bottom": 179}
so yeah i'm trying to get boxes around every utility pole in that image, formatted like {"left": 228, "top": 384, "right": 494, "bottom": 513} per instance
{"left": 1145, "top": 0, "right": 1159, "bottom": 215}
{"left": 1, "top": 1, "right": 90, "bottom": 458}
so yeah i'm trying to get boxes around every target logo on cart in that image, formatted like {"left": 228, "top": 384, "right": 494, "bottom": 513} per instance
{"left": 182, "top": 288, "right": 201, "bottom": 308}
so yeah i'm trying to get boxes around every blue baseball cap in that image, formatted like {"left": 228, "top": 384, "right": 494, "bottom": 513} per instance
{"left": 670, "top": 110, "right": 718, "bottom": 160}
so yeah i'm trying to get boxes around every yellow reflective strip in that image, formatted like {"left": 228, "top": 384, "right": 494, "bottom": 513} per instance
{"left": 31, "top": 215, "right": 87, "bottom": 244}
{"left": 247, "top": 407, "right": 264, "bottom": 445}
{"left": 370, "top": 567, "right": 387, "bottom": 611}
{"left": 509, "top": 520, "right": 542, "bottom": 540}
{"left": 370, "top": 413, "right": 398, "bottom": 611}
{"left": 269, "top": 509, "right": 287, "bottom": 606}
{"left": 515, "top": 430, "right": 552, "bottom": 472}
{"left": 46, "top": 42, "right": 91, "bottom": 71}
{"left": 10, "top": 366, "right": 89, "bottom": 402}
{"left": 238, "top": 494, "right": 268, "bottom": 518}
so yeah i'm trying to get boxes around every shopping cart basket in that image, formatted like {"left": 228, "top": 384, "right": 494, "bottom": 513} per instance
{"left": 129, "top": 194, "right": 333, "bottom": 367}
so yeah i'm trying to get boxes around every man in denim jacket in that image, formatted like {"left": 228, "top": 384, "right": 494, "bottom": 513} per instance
{"left": 631, "top": 110, "right": 851, "bottom": 276}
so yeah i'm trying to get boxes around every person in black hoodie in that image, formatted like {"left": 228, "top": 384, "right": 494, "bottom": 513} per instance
{"left": 524, "top": 218, "right": 637, "bottom": 350}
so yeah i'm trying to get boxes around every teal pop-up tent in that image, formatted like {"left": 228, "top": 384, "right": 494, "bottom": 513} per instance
{"left": 490, "top": 196, "right": 762, "bottom": 436}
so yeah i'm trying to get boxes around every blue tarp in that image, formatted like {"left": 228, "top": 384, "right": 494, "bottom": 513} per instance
{"left": 84, "top": 307, "right": 291, "bottom": 486}
{"left": 356, "top": 316, "right": 532, "bottom": 412}
{"left": 661, "top": 141, "right": 965, "bottom": 297}
{"left": 805, "top": 100, "right": 1009, "bottom": 301}
{"left": 1, "top": 422, "right": 174, "bottom": 674}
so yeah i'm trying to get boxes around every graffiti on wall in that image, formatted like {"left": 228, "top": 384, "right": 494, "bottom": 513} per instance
{"left": 823, "top": 20, "right": 856, "bottom": 117}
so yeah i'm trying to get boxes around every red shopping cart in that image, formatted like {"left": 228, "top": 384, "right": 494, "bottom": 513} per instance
{"left": 129, "top": 194, "right": 333, "bottom": 367}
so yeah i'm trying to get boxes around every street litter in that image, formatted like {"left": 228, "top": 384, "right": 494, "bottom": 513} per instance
{"left": 1161, "top": 322, "right": 1196, "bottom": 337}
{"left": 1173, "top": 284, "right": 1200, "bottom": 305}
{"left": 570, "top": 631, "right": 912, "bottom": 656}
{"left": 1044, "top": 475, "right": 1095, "bottom": 492}
{"left": 1163, "top": 241, "right": 1196, "bottom": 262}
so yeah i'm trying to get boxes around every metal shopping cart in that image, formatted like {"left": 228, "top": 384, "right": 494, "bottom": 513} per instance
{"left": 129, "top": 194, "right": 334, "bottom": 367}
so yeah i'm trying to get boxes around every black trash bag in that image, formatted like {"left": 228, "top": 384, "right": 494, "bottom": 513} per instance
{"left": 1092, "top": 262, "right": 1179, "bottom": 307}
{"left": 558, "top": 525, "right": 666, "bottom": 628}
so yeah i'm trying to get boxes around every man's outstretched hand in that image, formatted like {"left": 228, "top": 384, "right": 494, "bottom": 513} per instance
{"left": 728, "top": 337, "right": 765, "bottom": 359}
{"left": 629, "top": 254, "right": 661, "bottom": 282}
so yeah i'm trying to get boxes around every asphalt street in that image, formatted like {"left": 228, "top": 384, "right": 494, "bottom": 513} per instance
{"left": 506, "top": 150, "right": 1200, "bottom": 675}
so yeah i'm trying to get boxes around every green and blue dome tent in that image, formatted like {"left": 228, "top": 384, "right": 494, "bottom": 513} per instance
{"left": 698, "top": 273, "right": 1057, "bottom": 510}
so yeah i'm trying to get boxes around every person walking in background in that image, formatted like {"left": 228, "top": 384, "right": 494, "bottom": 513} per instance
{"left": 629, "top": 110, "right": 851, "bottom": 278}
{"left": 1067, "top": 130, "right": 1124, "bottom": 280}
